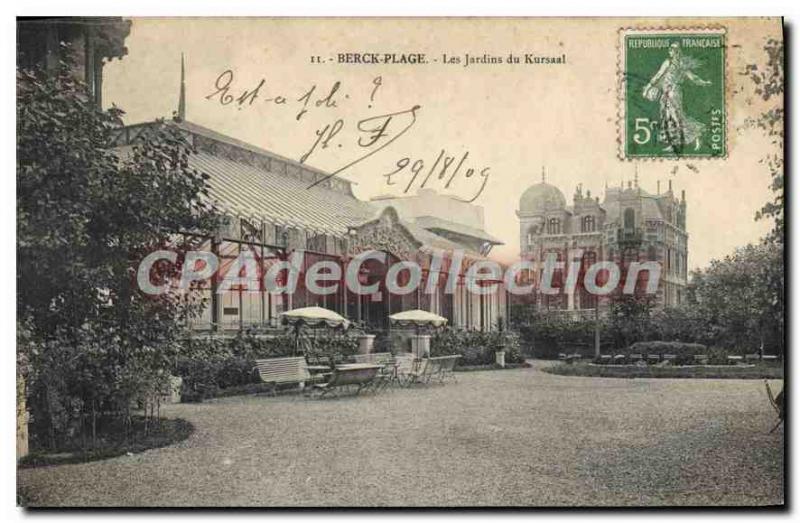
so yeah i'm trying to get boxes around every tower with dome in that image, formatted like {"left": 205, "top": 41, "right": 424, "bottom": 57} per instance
{"left": 516, "top": 170, "right": 688, "bottom": 314}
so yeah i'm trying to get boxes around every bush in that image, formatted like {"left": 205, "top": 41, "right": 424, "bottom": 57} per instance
{"left": 544, "top": 361, "right": 784, "bottom": 380}
{"left": 175, "top": 332, "right": 358, "bottom": 401}
{"left": 430, "top": 329, "right": 525, "bottom": 366}
{"left": 624, "top": 341, "right": 708, "bottom": 365}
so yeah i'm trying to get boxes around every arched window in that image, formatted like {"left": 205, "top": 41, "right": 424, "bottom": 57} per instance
{"left": 623, "top": 208, "right": 636, "bottom": 230}
{"left": 547, "top": 218, "right": 561, "bottom": 235}
{"left": 581, "top": 215, "right": 596, "bottom": 233}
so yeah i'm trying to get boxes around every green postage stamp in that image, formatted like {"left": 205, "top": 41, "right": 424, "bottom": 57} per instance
{"left": 619, "top": 28, "right": 726, "bottom": 159}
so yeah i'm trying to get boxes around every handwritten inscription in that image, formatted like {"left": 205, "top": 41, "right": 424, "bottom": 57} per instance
{"left": 383, "top": 150, "right": 490, "bottom": 203}
{"left": 205, "top": 69, "right": 492, "bottom": 201}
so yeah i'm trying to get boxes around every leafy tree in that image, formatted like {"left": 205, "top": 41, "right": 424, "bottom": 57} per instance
{"left": 687, "top": 243, "right": 782, "bottom": 354}
{"left": 17, "top": 53, "right": 217, "bottom": 448}
{"left": 744, "top": 38, "right": 784, "bottom": 244}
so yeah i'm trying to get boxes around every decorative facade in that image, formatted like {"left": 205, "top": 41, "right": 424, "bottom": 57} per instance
{"left": 516, "top": 175, "right": 688, "bottom": 314}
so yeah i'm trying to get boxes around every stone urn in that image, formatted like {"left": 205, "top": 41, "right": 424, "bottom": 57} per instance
{"left": 495, "top": 345, "right": 506, "bottom": 368}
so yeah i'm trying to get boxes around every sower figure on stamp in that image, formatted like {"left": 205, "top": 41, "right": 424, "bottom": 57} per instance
{"left": 642, "top": 42, "right": 712, "bottom": 152}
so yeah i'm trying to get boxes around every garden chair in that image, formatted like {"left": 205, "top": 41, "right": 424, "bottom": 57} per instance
{"left": 765, "top": 379, "right": 784, "bottom": 433}
{"left": 428, "top": 355, "right": 461, "bottom": 383}
{"left": 312, "top": 364, "right": 381, "bottom": 398}
{"left": 404, "top": 357, "right": 439, "bottom": 386}
{"left": 254, "top": 356, "right": 321, "bottom": 396}
{"left": 394, "top": 353, "right": 418, "bottom": 387}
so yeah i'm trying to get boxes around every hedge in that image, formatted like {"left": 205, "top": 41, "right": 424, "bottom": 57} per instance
{"left": 429, "top": 328, "right": 525, "bottom": 366}
{"left": 175, "top": 332, "right": 358, "bottom": 402}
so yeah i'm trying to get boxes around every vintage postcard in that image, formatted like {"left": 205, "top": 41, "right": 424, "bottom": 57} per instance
{"left": 16, "top": 17, "right": 784, "bottom": 508}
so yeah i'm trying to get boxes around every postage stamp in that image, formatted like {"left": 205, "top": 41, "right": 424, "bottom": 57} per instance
{"left": 619, "top": 27, "right": 727, "bottom": 159}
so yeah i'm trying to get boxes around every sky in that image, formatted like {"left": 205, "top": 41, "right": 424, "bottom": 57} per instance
{"left": 103, "top": 17, "right": 782, "bottom": 270}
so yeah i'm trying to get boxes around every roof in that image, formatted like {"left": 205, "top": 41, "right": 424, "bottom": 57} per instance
{"left": 190, "top": 152, "right": 374, "bottom": 236}
{"left": 113, "top": 119, "right": 499, "bottom": 258}
{"left": 519, "top": 182, "right": 566, "bottom": 213}
{"left": 413, "top": 215, "right": 503, "bottom": 245}
{"left": 603, "top": 191, "right": 666, "bottom": 224}
{"left": 174, "top": 120, "right": 346, "bottom": 185}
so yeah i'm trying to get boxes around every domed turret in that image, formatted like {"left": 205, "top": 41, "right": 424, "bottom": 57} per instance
{"left": 519, "top": 182, "right": 566, "bottom": 214}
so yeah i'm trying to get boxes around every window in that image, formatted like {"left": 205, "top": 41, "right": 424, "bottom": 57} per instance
{"left": 526, "top": 226, "right": 539, "bottom": 245}
{"left": 547, "top": 218, "right": 561, "bottom": 235}
{"left": 623, "top": 208, "right": 636, "bottom": 230}
{"left": 581, "top": 215, "right": 596, "bottom": 233}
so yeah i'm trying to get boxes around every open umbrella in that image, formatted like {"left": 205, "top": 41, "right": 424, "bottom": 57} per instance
{"left": 389, "top": 309, "right": 448, "bottom": 328}
{"left": 389, "top": 310, "right": 447, "bottom": 359}
{"left": 281, "top": 306, "right": 350, "bottom": 329}
{"left": 280, "top": 306, "right": 350, "bottom": 356}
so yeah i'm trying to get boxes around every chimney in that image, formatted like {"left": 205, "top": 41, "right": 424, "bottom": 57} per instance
{"left": 657, "top": 180, "right": 661, "bottom": 194}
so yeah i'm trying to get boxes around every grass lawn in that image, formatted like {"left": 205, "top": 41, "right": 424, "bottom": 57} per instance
{"left": 17, "top": 361, "right": 784, "bottom": 507}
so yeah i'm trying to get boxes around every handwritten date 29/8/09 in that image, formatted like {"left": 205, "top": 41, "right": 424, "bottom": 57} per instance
{"left": 205, "top": 69, "right": 491, "bottom": 201}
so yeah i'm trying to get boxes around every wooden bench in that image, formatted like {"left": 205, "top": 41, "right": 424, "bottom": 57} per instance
{"left": 647, "top": 354, "right": 661, "bottom": 364}
{"left": 629, "top": 353, "right": 643, "bottom": 362}
{"left": 598, "top": 354, "right": 613, "bottom": 364}
{"left": 254, "top": 357, "right": 319, "bottom": 395}
{"left": 352, "top": 352, "right": 394, "bottom": 365}
{"left": 694, "top": 354, "right": 709, "bottom": 364}
{"left": 313, "top": 364, "right": 381, "bottom": 398}
{"left": 352, "top": 352, "right": 396, "bottom": 389}
{"left": 662, "top": 354, "right": 677, "bottom": 364}
{"left": 613, "top": 354, "right": 626, "bottom": 363}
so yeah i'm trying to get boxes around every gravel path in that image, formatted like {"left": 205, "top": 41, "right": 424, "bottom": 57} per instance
{"left": 18, "top": 361, "right": 784, "bottom": 507}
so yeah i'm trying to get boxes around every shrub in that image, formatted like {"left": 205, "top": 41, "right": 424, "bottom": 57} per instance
{"left": 622, "top": 341, "right": 707, "bottom": 365}
{"left": 430, "top": 329, "right": 525, "bottom": 366}
{"left": 174, "top": 332, "right": 358, "bottom": 401}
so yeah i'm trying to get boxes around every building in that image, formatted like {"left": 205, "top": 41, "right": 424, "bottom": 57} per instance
{"left": 17, "top": 17, "right": 131, "bottom": 109}
{"left": 112, "top": 116, "right": 509, "bottom": 332}
{"left": 19, "top": 18, "right": 509, "bottom": 334}
{"left": 516, "top": 173, "right": 688, "bottom": 314}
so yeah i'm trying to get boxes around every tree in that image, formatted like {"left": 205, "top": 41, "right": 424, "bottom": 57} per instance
{"left": 17, "top": 53, "right": 218, "bottom": 447}
{"left": 688, "top": 244, "right": 782, "bottom": 354}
